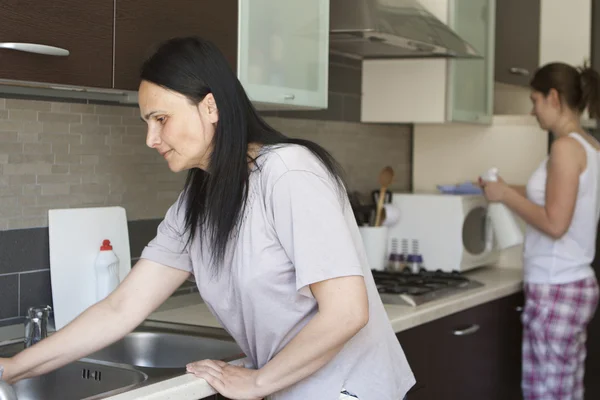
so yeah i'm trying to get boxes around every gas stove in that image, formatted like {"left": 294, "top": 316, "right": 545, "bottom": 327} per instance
{"left": 371, "top": 269, "right": 484, "bottom": 307}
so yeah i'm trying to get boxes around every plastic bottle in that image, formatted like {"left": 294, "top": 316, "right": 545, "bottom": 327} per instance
{"left": 95, "top": 239, "right": 120, "bottom": 302}
{"left": 480, "top": 167, "right": 524, "bottom": 249}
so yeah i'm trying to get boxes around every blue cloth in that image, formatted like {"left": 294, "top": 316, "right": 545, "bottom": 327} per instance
{"left": 437, "top": 181, "right": 482, "bottom": 195}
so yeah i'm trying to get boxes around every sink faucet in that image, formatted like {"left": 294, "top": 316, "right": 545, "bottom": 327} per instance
{"left": 24, "top": 305, "right": 52, "bottom": 348}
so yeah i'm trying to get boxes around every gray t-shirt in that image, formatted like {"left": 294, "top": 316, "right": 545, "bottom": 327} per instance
{"left": 141, "top": 144, "right": 415, "bottom": 400}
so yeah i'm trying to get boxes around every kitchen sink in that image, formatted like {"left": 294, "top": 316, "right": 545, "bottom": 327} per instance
{"left": 86, "top": 325, "right": 244, "bottom": 369}
{"left": 0, "top": 320, "right": 245, "bottom": 400}
{"left": 12, "top": 360, "right": 146, "bottom": 400}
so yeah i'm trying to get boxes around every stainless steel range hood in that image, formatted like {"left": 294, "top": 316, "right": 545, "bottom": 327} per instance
{"left": 329, "top": 0, "right": 481, "bottom": 59}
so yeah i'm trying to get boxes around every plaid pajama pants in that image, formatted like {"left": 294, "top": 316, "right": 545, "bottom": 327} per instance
{"left": 522, "top": 276, "right": 599, "bottom": 400}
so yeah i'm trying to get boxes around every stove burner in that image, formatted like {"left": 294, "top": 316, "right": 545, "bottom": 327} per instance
{"left": 371, "top": 269, "right": 484, "bottom": 306}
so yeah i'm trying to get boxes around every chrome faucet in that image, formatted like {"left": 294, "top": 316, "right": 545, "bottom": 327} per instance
{"left": 24, "top": 305, "right": 52, "bottom": 348}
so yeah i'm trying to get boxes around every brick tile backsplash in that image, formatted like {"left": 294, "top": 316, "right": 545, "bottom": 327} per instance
{"left": 0, "top": 98, "right": 185, "bottom": 230}
{"left": 0, "top": 95, "right": 412, "bottom": 325}
{"left": 0, "top": 96, "right": 411, "bottom": 230}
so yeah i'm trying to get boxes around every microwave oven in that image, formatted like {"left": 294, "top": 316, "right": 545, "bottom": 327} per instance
{"left": 387, "top": 193, "right": 499, "bottom": 272}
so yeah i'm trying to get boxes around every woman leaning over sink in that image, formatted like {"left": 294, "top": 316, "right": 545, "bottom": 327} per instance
{"left": 0, "top": 36, "right": 415, "bottom": 400}
{"left": 479, "top": 62, "right": 600, "bottom": 400}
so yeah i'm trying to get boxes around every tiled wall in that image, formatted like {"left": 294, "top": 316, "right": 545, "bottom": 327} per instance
{"left": 0, "top": 98, "right": 185, "bottom": 231}
{"left": 0, "top": 88, "right": 411, "bottom": 325}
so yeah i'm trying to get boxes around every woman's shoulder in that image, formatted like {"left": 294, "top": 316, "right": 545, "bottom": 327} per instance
{"left": 258, "top": 144, "right": 330, "bottom": 180}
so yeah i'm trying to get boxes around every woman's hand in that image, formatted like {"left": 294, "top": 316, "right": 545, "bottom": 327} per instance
{"left": 478, "top": 176, "right": 509, "bottom": 203}
{"left": 187, "top": 359, "right": 264, "bottom": 400}
{"left": 0, "top": 358, "right": 15, "bottom": 384}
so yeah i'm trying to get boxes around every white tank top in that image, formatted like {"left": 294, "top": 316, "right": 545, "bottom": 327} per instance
{"left": 523, "top": 132, "right": 600, "bottom": 284}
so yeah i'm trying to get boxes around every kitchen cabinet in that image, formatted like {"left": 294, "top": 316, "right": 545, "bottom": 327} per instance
{"left": 0, "top": 0, "right": 113, "bottom": 88}
{"left": 592, "top": 0, "right": 600, "bottom": 76}
{"left": 114, "top": 0, "right": 329, "bottom": 109}
{"left": 495, "top": 0, "right": 590, "bottom": 88}
{"left": 361, "top": 0, "right": 496, "bottom": 124}
{"left": 114, "top": 0, "right": 238, "bottom": 91}
{"left": 494, "top": 0, "right": 540, "bottom": 87}
{"left": 396, "top": 291, "right": 524, "bottom": 399}
{"left": 237, "top": 0, "right": 329, "bottom": 110}
{"left": 0, "top": 0, "right": 328, "bottom": 109}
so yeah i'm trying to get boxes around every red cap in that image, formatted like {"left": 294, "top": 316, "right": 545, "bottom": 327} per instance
{"left": 100, "top": 239, "right": 113, "bottom": 251}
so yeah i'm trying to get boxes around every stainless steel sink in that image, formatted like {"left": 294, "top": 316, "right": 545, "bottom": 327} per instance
{"left": 0, "top": 321, "right": 245, "bottom": 400}
{"left": 11, "top": 360, "right": 146, "bottom": 400}
{"left": 87, "top": 330, "right": 243, "bottom": 369}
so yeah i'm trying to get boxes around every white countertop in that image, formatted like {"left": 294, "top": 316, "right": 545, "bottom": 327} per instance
{"left": 1, "top": 266, "right": 523, "bottom": 399}
{"left": 146, "top": 266, "right": 524, "bottom": 334}
{"left": 105, "top": 265, "right": 524, "bottom": 400}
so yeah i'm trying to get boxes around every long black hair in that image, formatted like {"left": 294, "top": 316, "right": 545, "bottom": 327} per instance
{"left": 140, "top": 36, "right": 346, "bottom": 273}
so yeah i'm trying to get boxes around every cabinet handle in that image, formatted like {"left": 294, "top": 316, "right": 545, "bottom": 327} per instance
{"left": 509, "top": 67, "right": 530, "bottom": 76}
{"left": 452, "top": 324, "right": 480, "bottom": 336}
{"left": 0, "top": 42, "right": 70, "bottom": 56}
{"left": 516, "top": 306, "right": 523, "bottom": 312}
{"left": 283, "top": 94, "right": 295, "bottom": 100}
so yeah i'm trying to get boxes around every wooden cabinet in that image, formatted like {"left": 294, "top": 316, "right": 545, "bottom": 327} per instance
{"left": 114, "top": 0, "right": 329, "bottom": 109}
{"left": 0, "top": 0, "right": 113, "bottom": 88}
{"left": 396, "top": 292, "right": 524, "bottom": 400}
{"left": 494, "top": 0, "right": 540, "bottom": 87}
{"left": 362, "top": 0, "right": 496, "bottom": 124}
{"left": 114, "top": 0, "right": 238, "bottom": 91}
{"left": 592, "top": 0, "right": 600, "bottom": 76}
{"left": 0, "top": 0, "right": 329, "bottom": 109}
{"left": 495, "top": 0, "right": 591, "bottom": 88}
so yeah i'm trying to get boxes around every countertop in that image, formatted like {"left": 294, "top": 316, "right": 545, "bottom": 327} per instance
{"left": 104, "top": 265, "right": 524, "bottom": 400}
{"left": 0, "top": 266, "right": 524, "bottom": 399}
{"left": 146, "top": 266, "right": 524, "bottom": 333}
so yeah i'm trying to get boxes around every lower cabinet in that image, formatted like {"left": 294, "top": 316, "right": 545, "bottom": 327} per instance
{"left": 397, "top": 292, "right": 524, "bottom": 400}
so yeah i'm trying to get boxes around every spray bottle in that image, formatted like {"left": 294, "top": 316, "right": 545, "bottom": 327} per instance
{"left": 480, "top": 167, "right": 524, "bottom": 249}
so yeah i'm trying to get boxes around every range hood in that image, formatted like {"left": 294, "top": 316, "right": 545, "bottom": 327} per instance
{"left": 329, "top": 0, "right": 481, "bottom": 59}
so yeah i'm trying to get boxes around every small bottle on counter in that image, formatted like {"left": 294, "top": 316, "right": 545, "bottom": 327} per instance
{"left": 408, "top": 239, "right": 424, "bottom": 274}
{"left": 387, "top": 238, "right": 404, "bottom": 272}
{"left": 95, "top": 239, "right": 120, "bottom": 302}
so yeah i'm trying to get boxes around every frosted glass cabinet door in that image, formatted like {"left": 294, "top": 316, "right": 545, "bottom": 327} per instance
{"left": 448, "top": 0, "right": 495, "bottom": 124}
{"left": 238, "top": 0, "right": 329, "bottom": 109}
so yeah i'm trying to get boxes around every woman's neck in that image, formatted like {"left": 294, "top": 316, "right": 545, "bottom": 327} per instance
{"left": 551, "top": 115, "right": 583, "bottom": 138}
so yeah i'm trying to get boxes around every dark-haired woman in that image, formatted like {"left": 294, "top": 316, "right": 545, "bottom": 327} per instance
{"left": 480, "top": 62, "right": 600, "bottom": 399}
{"left": 0, "top": 37, "right": 415, "bottom": 400}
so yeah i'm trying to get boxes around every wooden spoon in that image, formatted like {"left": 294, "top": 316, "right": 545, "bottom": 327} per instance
{"left": 374, "top": 166, "right": 394, "bottom": 227}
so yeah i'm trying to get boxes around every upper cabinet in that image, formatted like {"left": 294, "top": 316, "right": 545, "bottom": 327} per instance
{"left": 114, "top": 0, "right": 239, "bottom": 91}
{"left": 0, "top": 0, "right": 329, "bottom": 110}
{"left": 361, "top": 0, "right": 496, "bottom": 124}
{"left": 494, "top": 0, "right": 540, "bottom": 86}
{"left": 495, "top": 0, "right": 590, "bottom": 87}
{"left": 237, "top": 0, "right": 329, "bottom": 109}
{"left": 0, "top": 0, "right": 113, "bottom": 88}
{"left": 447, "top": 0, "right": 495, "bottom": 123}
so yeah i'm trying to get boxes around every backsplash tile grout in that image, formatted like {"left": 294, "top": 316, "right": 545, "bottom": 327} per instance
{"left": 0, "top": 95, "right": 412, "bottom": 324}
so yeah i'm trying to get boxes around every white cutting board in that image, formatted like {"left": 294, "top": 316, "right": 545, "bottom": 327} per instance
{"left": 48, "top": 206, "right": 132, "bottom": 330}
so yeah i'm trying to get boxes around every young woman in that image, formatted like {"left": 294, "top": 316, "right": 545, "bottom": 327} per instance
{"left": 480, "top": 62, "right": 600, "bottom": 399}
{"left": 0, "top": 37, "right": 415, "bottom": 400}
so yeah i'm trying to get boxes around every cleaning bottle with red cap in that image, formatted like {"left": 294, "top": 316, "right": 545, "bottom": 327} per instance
{"left": 95, "top": 239, "right": 120, "bottom": 302}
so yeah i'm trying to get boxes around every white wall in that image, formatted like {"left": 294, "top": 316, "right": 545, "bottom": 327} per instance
{"left": 539, "top": 0, "right": 591, "bottom": 67}
{"left": 413, "top": 116, "right": 548, "bottom": 191}
{"left": 413, "top": 116, "right": 549, "bottom": 267}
